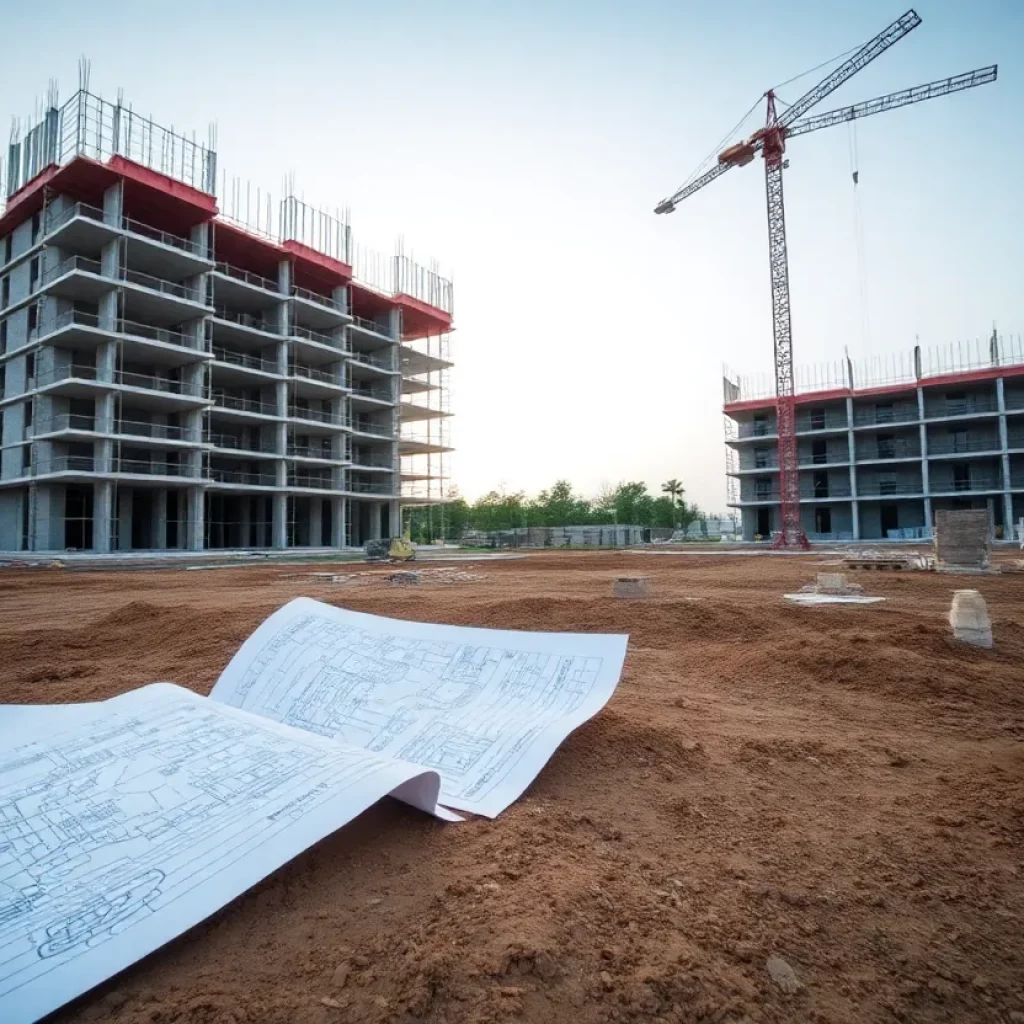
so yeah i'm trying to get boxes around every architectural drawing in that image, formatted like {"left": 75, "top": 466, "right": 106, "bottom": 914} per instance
{"left": 0, "top": 684, "right": 442, "bottom": 1024}
{"left": 211, "top": 598, "right": 629, "bottom": 816}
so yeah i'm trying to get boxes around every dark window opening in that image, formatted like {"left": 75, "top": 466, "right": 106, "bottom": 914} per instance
{"left": 31, "top": 212, "right": 41, "bottom": 242}
{"left": 25, "top": 351, "right": 34, "bottom": 380}
{"left": 755, "top": 476, "right": 773, "bottom": 501}
{"left": 947, "top": 428, "right": 967, "bottom": 453}
{"left": 29, "top": 257, "right": 40, "bottom": 293}
{"left": 809, "top": 407, "right": 826, "bottom": 430}
{"left": 1, "top": 277, "right": 9, "bottom": 309}
{"left": 953, "top": 463, "right": 971, "bottom": 491}
{"left": 946, "top": 390, "right": 968, "bottom": 416}
{"left": 24, "top": 401, "right": 32, "bottom": 427}
{"left": 880, "top": 504, "right": 899, "bottom": 534}
{"left": 877, "top": 434, "right": 895, "bottom": 459}
{"left": 754, "top": 447, "right": 770, "bottom": 469}
{"left": 875, "top": 402, "right": 893, "bottom": 424}
{"left": 811, "top": 439, "right": 827, "bottom": 464}
{"left": 878, "top": 472, "right": 898, "bottom": 495}
{"left": 27, "top": 305, "right": 37, "bottom": 337}
{"left": 815, "top": 507, "right": 832, "bottom": 534}
{"left": 756, "top": 508, "right": 772, "bottom": 537}
{"left": 813, "top": 471, "right": 829, "bottom": 498}
{"left": 753, "top": 414, "right": 769, "bottom": 437}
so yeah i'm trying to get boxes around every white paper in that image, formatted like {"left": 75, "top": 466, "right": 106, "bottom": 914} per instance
{"left": 210, "top": 597, "right": 629, "bottom": 817}
{"left": 0, "top": 683, "right": 446, "bottom": 1024}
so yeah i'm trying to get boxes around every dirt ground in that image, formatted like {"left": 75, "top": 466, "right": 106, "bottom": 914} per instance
{"left": 2, "top": 550, "right": 1023, "bottom": 1024}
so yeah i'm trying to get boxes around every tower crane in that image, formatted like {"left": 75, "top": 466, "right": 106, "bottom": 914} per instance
{"left": 655, "top": 9, "right": 996, "bottom": 548}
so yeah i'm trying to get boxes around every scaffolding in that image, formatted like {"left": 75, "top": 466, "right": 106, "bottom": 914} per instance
{"left": 724, "top": 331, "right": 1024, "bottom": 403}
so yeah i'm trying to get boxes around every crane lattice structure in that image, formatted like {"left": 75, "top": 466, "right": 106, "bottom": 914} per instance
{"left": 655, "top": 9, "right": 996, "bottom": 548}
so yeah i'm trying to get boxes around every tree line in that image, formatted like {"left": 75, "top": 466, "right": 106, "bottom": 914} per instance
{"left": 404, "top": 479, "right": 705, "bottom": 543}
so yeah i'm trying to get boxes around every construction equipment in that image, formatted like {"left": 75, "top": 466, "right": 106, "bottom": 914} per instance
{"left": 364, "top": 535, "right": 417, "bottom": 563}
{"left": 654, "top": 9, "right": 996, "bottom": 548}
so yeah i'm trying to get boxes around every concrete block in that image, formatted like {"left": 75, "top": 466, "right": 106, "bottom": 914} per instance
{"left": 614, "top": 576, "right": 650, "bottom": 599}
{"left": 934, "top": 510, "right": 989, "bottom": 570}
{"left": 948, "top": 589, "right": 993, "bottom": 648}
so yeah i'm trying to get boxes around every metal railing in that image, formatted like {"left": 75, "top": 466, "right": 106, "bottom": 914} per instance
{"left": 1005, "top": 393, "right": 1024, "bottom": 411}
{"left": 41, "top": 254, "right": 103, "bottom": 286}
{"left": 857, "top": 439, "right": 922, "bottom": 460}
{"left": 853, "top": 406, "right": 919, "bottom": 426}
{"left": 29, "top": 310, "right": 206, "bottom": 352}
{"left": 736, "top": 422, "right": 777, "bottom": 439}
{"left": 353, "top": 386, "right": 394, "bottom": 403}
{"left": 34, "top": 363, "right": 101, "bottom": 387}
{"left": 927, "top": 436, "right": 1001, "bottom": 455}
{"left": 348, "top": 349, "right": 395, "bottom": 371}
{"left": 351, "top": 420, "right": 393, "bottom": 438}
{"left": 208, "top": 467, "right": 278, "bottom": 486}
{"left": 925, "top": 396, "right": 1000, "bottom": 418}
{"left": 33, "top": 456, "right": 95, "bottom": 475}
{"left": 292, "top": 286, "right": 346, "bottom": 313}
{"left": 112, "top": 458, "right": 197, "bottom": 477}
{"left": 287, "top": 443, "right": 336, "bottom": 459}
{"left": 213, "top": 307, "right": 281, "bottom": 334}
{"left": 123, "top": 268, "right": 204, "bottom": 304}
{"left": 212, "top": 393, "right": 280, "bottom": 416}
{"left": 795, "top": 413, "right": 848, "bottom": 432}
{"left": 214, "top": 262, "right": 280, "bottom": 293}
{"left": 346, "top": 479, "right": 397, "bottom": 495}
{"left": 742, "top": 483, "right": 854, "bottom": 501}
{"left": 44, "top": 202, "right": 109, "bottom": 235}
{"left": 350, "top": 314, "right": 393, "bottom": 338}
{"left": 288, "top": 405, "right": 344, "bottom": 425}
{"left": 857, "top": 479, "right": 925, "bottom": 496}
{"left": 291, "top": 324, "right": 348, "bottom": 351}
{"left": 931, "top": 476, "right": 1003, "bottom": 493}
{"left": 350, "top": 454, "right": 395, "bottom": 469}
{"left": 287, "top": 471, "right": 336, "bottom": 489}
{"left": 124, "top": 217, "right": 205, "bottom": 257}
{"left": 289, "top": 363, "right": 345, "bottom": 385}
{"left": 212, "top": 346, "right": 280, "bottom": 374}
{"left": 209, "top": 433, "right": 278, "bottom": 454}
{"left": 115, "top": 368, "right": 206, "bottom": 398}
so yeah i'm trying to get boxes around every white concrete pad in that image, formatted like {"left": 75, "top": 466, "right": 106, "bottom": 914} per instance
{"left": 784, "top": 593, "right": 886, "bottom": 605}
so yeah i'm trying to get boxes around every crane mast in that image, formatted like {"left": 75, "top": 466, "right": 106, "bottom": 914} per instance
{"left": 654, "top": 9, "right": 996, "bottom": 548}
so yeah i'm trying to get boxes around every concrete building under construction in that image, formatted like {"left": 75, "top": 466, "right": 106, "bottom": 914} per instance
{"left": 724, "top": 333, "right": 1024, "bottom": 542}
{"left": 0, "top": 83, "right": 453, "bottom": 553}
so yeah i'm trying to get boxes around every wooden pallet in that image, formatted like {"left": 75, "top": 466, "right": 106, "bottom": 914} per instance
{"left": 842, "top": 558, "right": 908, "bottom": 571}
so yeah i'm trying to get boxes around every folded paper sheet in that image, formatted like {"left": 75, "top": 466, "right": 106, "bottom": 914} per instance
{"left": 211, "top": 598, "right": 630, "bottom": 817}
{"left": 0, "top": 599, "right": 628, "bottom": 1022}
{"left": 0, "top": 684, "right": 446, "bottom": 1024}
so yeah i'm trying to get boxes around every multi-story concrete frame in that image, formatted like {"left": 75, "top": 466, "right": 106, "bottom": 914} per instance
{"left": 724, "top": 336, "right": 1024, "bottom": 542}
{"left": 0, "top": 87, "right": 453, "bottom": 553}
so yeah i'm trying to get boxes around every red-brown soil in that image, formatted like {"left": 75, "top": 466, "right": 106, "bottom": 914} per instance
{"left": 1, "top": 551, "right": 1022, "bottom": 1024}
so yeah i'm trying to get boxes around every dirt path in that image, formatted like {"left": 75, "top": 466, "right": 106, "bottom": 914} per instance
{"left": 1, "top": 551, "right": 1022, "bottom": 1023}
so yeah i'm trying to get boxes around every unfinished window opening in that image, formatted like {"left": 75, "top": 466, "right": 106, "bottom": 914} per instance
{"left": 878, "top": 471, "right": 898, "bottom": 495}
{"left": 953, "top": 463, "right": 971, "bottom": 492}
{"left": 753, "top": 413, "right": 769, "bottom": 437}
{"left": 756, "top": 507, "right": 772, "bottom": 537}
{"left": 815, "top": 507, "right": 832, "bottom": 535}
{"left": 874, "top": 402, "right": 893, "bottom": 424}
{"left": 754, "top": 447, "right": 771, "bottom": 469}
{"left": 876, "top": 434, "right": 895, "bottom": 459}
{"left": 946, "top": 390, "right": 967, "bottom": 417}
{"left": 754, "top": 476, "right": 773, "bottom": 501}
{"left": 880, "top": 503, "right": 899, "bottom": 535}
{"left": 947, "top": 427, "right": 968, "bottom": 453}
{"left": 809, "top": 407, "right": 826, "bottom": 430}
{"left": 812, "top": 471, "right": 829, "bottom": 498}
{"left": 811, "top": 439, "right": 828, "bottom": 464}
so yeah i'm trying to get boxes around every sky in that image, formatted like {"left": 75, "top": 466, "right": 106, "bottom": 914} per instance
{"left": 2, "top": 0, "right": 1020, "bottom": 512}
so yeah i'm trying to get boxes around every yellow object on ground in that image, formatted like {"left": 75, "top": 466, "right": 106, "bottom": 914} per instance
{"left": 388, "top": 537, "right": 416, "bottom": 561}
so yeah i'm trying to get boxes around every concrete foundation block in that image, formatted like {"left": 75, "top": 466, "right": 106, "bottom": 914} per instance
{"left": 949, "top": 589, "right": 993, "bottom": 648}
{"left": 934, "top": 510, "right": 989, "bottom": 570}
{"left": 614, "top": 576, "right": 650, "bottom": 599}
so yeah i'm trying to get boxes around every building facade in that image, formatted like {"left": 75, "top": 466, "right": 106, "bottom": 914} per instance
{"left": 724, "top": 338, "right": 1024, "bottom": 542}
{"left": 0, "top": 87, "right": 453, "bottom": 553}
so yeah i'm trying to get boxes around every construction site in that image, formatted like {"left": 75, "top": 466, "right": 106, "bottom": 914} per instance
{"left": 0, "top": 8, "right": 1021, "bottom": 1024}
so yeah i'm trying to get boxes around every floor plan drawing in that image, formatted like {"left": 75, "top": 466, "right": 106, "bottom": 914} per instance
{"left": 0, "top": 684, "right": 442, "bottom": 1024}
{"left": 211, "top": 598, "right": 629, "bottom": 817}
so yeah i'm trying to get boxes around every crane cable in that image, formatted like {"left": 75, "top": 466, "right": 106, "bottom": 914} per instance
{"left": 847, "top": 119, "right": 872, "bottom": 358}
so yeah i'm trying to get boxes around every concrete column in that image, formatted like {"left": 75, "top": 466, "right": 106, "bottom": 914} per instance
{"left": 94, "top": 480, "right": 113, "bottom": 553}
{"left": 996, "top": 377, "right": 1013, "bottom": 539}
{"left": 370, "top": 501, "right": 383, "bottom": 541}
{"left": 102, "top": 182, "right": 123, "bottom": 227}
{"left": 846, "top": 397, "right": 859, "bottom": 540}
{"left": 186, "top": 486, "right": 204, "bottom": 551}
{"left": 917, "top": 386, "right": 932, "bottom": 535}
{"left": 388, "top": 498, "right": 401, "bottom": 537}
{"left": 117, "top": 487, "right": 133, "bottom": 551}
{"left": 152, "top": 489, "right": 168, "bottom": 549}
{"left": 273, "top": 492, "right": 288, "bottom": 549}
{"left": 332, "top": 497, "right": 347, "bottom": 548}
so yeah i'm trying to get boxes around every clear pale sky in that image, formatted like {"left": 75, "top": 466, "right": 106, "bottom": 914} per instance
{"left": 3, "top": 1, "right": 1020, "bottom": 511}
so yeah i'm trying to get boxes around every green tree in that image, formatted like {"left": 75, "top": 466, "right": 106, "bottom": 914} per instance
{"left": 470, "top": 489, "right": 527, "bottom": 532}
{"left": 533, "top": 479, "right": 592, "bottom": 526}
{"left": 661, "top": 479, "right": 684, "bottom": 505}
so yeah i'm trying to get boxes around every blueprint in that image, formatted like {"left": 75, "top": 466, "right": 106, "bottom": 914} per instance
{"left": 210, "top": 597, "right": 629, "bottom": 817}
{"left": 0, "top": 683, "right": 446, "bottom": 1024}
